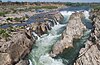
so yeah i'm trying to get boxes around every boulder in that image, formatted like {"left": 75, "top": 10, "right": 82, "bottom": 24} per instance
{"left": 0, "top": 53, "right": 12, "bottom": 65}
{"left": 15, "top": 60, "right": 29, "bottom": 65}
{"left": 0, "top": 30, "right": 35, "bottom": 64}
{"left": 31, "top": 22, "right": 49, "bottom": 36}
{"left": 74, "top": 40, "right": 100, "bottom": 65}
{"left": 29, "top": 12, "right": 64, "bottom": 36}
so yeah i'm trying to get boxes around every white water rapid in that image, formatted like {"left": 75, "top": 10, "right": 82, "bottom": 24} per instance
{"left": 28, "top": 10, "right": 92, "bottom": 65}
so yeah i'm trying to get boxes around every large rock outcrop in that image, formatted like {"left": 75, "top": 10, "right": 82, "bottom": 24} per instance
{"left": 30, "top": 21, "right": 51, "bottom": 36}
{"left": 0, "top": 53, "right": 12, "bottom": 65}
{"left": 0, "top": 30, "right": 35, "bottom": 65}
{"left": 74, "top": 40, "right": 100, "bottom": 65}
{"left": 50, "top": 12, "right": 86, "bottom": 57}
{"left": 74, "top": 10, "right": 100, "bottom": 65}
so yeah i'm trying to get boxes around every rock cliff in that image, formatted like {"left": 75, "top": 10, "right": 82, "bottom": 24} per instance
{"left": 74, "top": 10, "right": 100, "bottom": 65}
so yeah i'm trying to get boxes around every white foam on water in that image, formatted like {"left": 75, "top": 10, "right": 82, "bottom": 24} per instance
{"left": 28, "top": 10, "right": 91, "bottom": 65}
{"left": 32, "top": 32, "right": 40, "bottom": 40}
{"left": 39, "top": 54, "right": 64, "bottom": 65}
{"left": 83, "top": 10, "right": 90, "bottom": 19}
{"left": 36, "top": 34, "right": 61, "bottom": 47}
{"left": 60, "top": 11, "right": 75, "bottom": 23}
{"left": 60, "top": 11, "right": 74, "bottom": 16}
{"left": 29, "top": 60, "right": 33, "bottom": 65}
{"left": 28, "top": 11, "right": 71, "bottom": 65}
{"left": 50, "top": 24, "right": 66, "bottom": 35}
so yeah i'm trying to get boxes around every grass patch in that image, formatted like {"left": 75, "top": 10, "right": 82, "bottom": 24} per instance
{"left": 93, "top": 6, "right": 100, "bottom": 10}
{"left": 0, "top": 12, "right": 6, "bottom": 16}
{"left": 0, "top": 29, "right": 10, "bottom": 40}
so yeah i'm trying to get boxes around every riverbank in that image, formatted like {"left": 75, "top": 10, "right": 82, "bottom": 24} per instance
{"left": 0, "top": 4, "right": 62, "bottom": 29}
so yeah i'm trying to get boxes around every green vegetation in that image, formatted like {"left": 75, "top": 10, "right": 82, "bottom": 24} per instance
{"left": 0, "top": 12, "right": 6, "bottom": 16}
{"left": 0, "top": 29, "right": 10, "bottom": 40}
{"left": 7, "top": 26, "right": 25, "bottom": 32}
{"left": 14, "top": 17, "right": 21, "bottom": 22}
{"left": 0, "top": 26, "right": 25, "bottom": 40}
{"left": 6, "top": 17, "right": 25, "bottom": 22}
{"left": 65, "top": 2, "right": 89, "bottom": 6}
{"left": 6, "top": 17, "right": 13, "bottom": 21}
{"left": 32, "top": 6, "right": 58, "bottom": 9}
{"left": 7, "top": 26, "right": 16, "bottom": 32}
{"left": 93, "top": 6, "right": 100, "bottom": 10}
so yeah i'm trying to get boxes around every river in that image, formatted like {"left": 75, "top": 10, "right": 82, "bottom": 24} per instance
{"left": 27, "top": 7, "right": 92, "bottom": 65}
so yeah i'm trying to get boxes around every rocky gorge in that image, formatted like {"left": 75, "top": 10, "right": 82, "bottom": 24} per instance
{"left": 0, "top": 7, "right": 100, "bottom": 65}
{"left": 27, "top": 9, "right": 93, "bottom": 65}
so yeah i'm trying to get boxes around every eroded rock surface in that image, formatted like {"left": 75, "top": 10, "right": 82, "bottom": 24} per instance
{"left": 0, "top": 53, "right": 12, "bottom": 65}
{"left": 50, "top": 12, "right": 86, "bottom": 57}
{"left": 15, "top": 60, "right": 29, "bottom": 65}
{"left": 0, "top": 30, "right": 35, "bottom": 65}
{"left": 29, "top": 11, "right": 64, "bottom": 36}
{"left": 74, "top": 10, "right": 100, "bottom": 65}
{"left": 74, "top": 40, "right": 100, "bottom": 65}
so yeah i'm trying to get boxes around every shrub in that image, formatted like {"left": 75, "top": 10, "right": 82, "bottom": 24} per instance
{"left": 0, "top": 29, "right": 10, "bottom": 40}
{"left": 32, "top": 6, "right": 58, "bottom": 9}
{"left": 93, "top": 6, "right": 100, "bottom": 10}
{"left": 14, "top": 17, "right": 21, "bottom": 22}
{"left": 6, "top": 17, "right": 13, "bottom": 21}
{"left": 0, "top": 12, "right": 5, "bottom": 16}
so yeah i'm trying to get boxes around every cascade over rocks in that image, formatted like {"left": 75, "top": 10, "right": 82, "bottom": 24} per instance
{"left": 29, "top": 11, "right": 64, "bottom": 36}
{"left": 50, "top": 12, "right": 87, "bottom": 57}
{"left": 30, "top": 21, "right": 51, "bottom": 36}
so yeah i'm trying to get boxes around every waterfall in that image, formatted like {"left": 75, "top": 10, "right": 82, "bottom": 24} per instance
{"left": 28, "top": 8, "right": 92, "bottom": 65}
{"left": 82, "top": 11, "right": 93, "bottom": 29}
{"left": 53, "top": 17, "right": 58, "bottom": 25}
{"left": 50, "top": 24, "right": 66, "bottom": 35}
{"left": 83, "top": 10, "right": 90, "bottom": 19}
{"left": 60, "top": 11, "right": 74, "bottom": 23}
{"left": 32, "top": 32, "right": 40, "bottom": 40}
{"left": 48, "top": 19, "right": 56, "bottom": 26}
{"left": 28, "top": 11, "right": 70, "bottom": 65}
{"left": 28, "top": 34, "right": 62, "bottom": 65}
